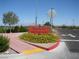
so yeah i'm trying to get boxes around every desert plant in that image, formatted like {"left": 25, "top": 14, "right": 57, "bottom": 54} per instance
{"left": 0, "top": 35, "right": 9, "bottom": 53}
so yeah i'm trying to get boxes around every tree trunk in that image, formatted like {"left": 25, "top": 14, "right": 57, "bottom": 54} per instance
{"left": 9, "top": 24, "right": 11, "bottom": 33}
{"left": 4, "top": 25, "right": 6, "bottom": 33}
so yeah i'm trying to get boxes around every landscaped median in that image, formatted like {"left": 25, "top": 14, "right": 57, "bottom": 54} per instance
{"left": 19, "top": 33, "right": 60, "bottom": 51}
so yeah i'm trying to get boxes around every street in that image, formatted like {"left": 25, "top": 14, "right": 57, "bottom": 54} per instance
{"left": 57, "top": 28, "right": 79, "bottom": 40}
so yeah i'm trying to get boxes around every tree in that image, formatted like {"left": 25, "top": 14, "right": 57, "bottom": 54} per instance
{"left": 2, "top": 11, "right": 19, "bottom": 32}
{"left": 44, "top": 22, "right": 51, "bottom": 26}
{"left": 19, "top": 26, "right": 26, "bottom": 32}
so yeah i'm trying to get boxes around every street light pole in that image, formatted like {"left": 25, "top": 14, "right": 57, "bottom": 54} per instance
{"left": 48, "top": 8, "right": 56, "bottom": 32}
{"left": 35, "top": 16, "right": 37, "bottom": 25}
{"left": 35, "top": 0, "right": 38, "bottom": 26}
{"left": 50, "top": 8, "right": 53, "bottom": 27}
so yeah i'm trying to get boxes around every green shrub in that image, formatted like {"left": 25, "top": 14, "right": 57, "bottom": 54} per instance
{"left": 18, "top": 26, "right": 27, "bottom": 32}
{"left": 44, "top": 22, "right": 51, "bottom": 26}
{"left": 0, "top": 28, "right": 5, "bottom": 33}
{"left": 0, "top": 35, "right": 9, "bottom": 53}
{"left": 6, "top": 26, "right": 28, "bottom": 33}
{"left": 19, "top": 33, "right": 59, "bottom": 43}
{"left": 61, "top": 25, "right": 79, "bottom": 29}
{"left": 13, "top": 26, "right": 19, "bottom": 32}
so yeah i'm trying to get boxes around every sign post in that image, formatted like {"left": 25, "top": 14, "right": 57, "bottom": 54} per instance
{"left": 48, "top": 8, "right": 56, "bottom": 28}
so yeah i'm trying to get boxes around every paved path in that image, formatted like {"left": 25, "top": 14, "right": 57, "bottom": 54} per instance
{"left": 0, "top": 42, "right": 79, "bottom": 59}
{"left": 2, "top": 33, "right": 45, "bottom": 54}
{"left": 26, "top": 42, "right": 79, "bottom": 59}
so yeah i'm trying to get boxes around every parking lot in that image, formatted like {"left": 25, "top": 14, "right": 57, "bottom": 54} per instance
{"left": 56, "top": 28, "right": 79, "bottom": 59}
{"left": 57, "top": 28, "right": 79, "bottom": 40}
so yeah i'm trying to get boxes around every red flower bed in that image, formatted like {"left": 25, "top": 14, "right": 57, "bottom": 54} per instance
{"left": 28, "top": 26, "right": 51, "bottom": 34}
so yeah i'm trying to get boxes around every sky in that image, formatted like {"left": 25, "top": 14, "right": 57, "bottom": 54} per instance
{"left": 0, "top": 0, "right": 79, "bottom": 26}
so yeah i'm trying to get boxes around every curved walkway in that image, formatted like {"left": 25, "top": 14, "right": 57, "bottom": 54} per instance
{"left": 2, "top": 33, "right": 45, "bottom": 54}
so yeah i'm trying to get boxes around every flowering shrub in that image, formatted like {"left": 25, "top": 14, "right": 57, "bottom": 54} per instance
{"left": 28, "top": 26, "right": 51, "bottom": 34}
{"left": 19, "top": 33, "right": 59, "bottom": 43}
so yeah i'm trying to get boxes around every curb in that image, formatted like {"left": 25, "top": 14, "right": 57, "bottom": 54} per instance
{"left": 10, "top": 47, "right": 20, "bottom": 54}
{"left": 25, "top": 40, "right": 60, "bottom": 51}
{"left": 10, "top": 39, "right": 60, "bottom": 54}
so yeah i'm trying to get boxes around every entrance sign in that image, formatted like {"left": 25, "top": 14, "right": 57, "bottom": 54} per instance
{"left": 28, "top": 26, "right": 51, "bottom": 34}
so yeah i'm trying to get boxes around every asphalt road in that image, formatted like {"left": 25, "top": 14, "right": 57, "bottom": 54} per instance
{"left": 56, "top": 28, "right": 79, "bottom": 52}
{"left": 56, "top": 28, "right": 79, "bottom": 40}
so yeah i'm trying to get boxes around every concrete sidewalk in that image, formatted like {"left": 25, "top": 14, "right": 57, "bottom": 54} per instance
{"left": 0, "top": 42, "right": 71, "bottom": 59}
{"left": 25, "top": 42, "right": 79, "bottom": 59}
{"left": 2, "top": 33, "right": 45, "bottom": 54}
{"left": 0, "top": 42, "right": 79, "bottom": 59}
